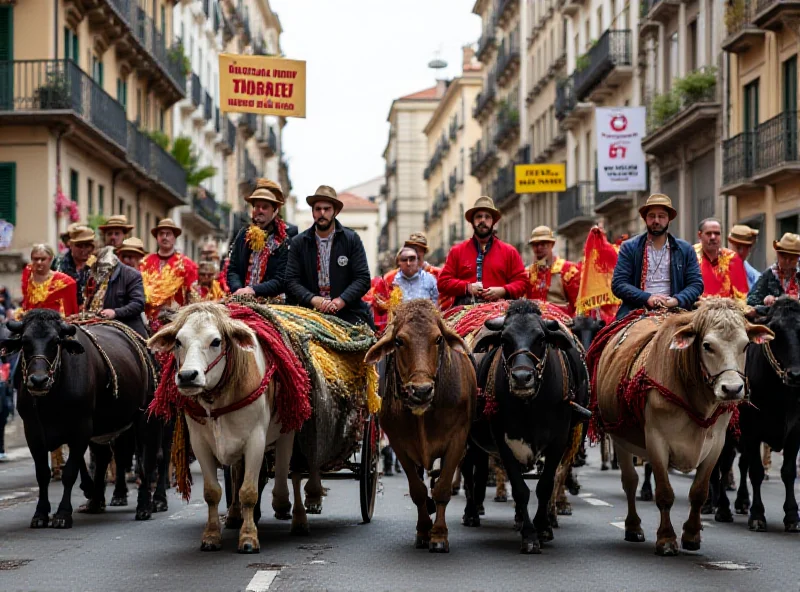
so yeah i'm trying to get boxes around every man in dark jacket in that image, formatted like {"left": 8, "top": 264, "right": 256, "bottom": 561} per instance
{"left": 227, "top": 178, "right": 296, "bottom": 298}
{"left": 747, "top": 232, "right": 800, "bottom": 307}
{"left": 612, "top": 193, "right": 704, "bottom": 319}
{"left": 284, "top": 185, "right": 372, "bottom": 326}
{"left": 84, "top": 246, "right": 148, "bottom": 337}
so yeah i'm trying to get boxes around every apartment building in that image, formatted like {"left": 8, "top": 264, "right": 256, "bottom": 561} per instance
{"left": 381, "top": 81, "right": 446, "bottom": 266}
{"left": 523, "top": 0, "right": 568, "bottom": 261}
{"left": 423, "top": 48, "right": 483, "bottom": 266}
{"left": 556, "top": 0, "right": 642, "bottom": 258}
{"left": 0, "top": 0, "right": 189, "bottom": 290}
{"left": 720, "top": 0, "right": 800, "bottom": 270}
{"left": 639, "top": 0, "right": 724, "bottom": 244}
{"left": 471, "top": 0, "right": 529, "bottom": 251}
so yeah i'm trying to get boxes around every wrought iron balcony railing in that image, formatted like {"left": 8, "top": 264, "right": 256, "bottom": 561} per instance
{"left": 755, "top": 110, "right": 799, "bottom": 174}
{"left": 573, "top": 29, "right": 632, "bottom": 101}
{"left": 558, "top": 182, "right": 596, "bottom": 227}
{"left": 555, "top": 74, "right": 577, "bottom": 120}
{"left": 203, "top": 91, "right": 213, "bottom": 121}
{"left": 190, "top": 72, "right": 201, "bottom": 107}
{"left": 192, "top": 192, "right": 222, "bottom": 228}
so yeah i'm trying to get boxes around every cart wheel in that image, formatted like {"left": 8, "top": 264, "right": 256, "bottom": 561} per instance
{"left": 360, "top": 415, "right": 379, "bottom": 523}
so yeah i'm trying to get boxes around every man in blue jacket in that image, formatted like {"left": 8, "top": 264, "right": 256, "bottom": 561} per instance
{"left": 611, "top": 193, "right": 704, "bottom": 319}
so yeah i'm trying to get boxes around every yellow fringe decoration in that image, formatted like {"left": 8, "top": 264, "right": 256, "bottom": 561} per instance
{"left": 171, "top": 411, "right": 193, "bottom": 500}
{"left": 245, "top": 225, "right": 266, "bottom": 252}
{"left": 366, "top": 365, "right": 381, "bottom": 413}
{"left": 560, "top": 422, "right": 584, "bottom": 468}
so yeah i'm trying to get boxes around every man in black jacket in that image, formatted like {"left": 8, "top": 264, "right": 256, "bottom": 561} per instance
{"left": 85, "top": 246, "right": 148, "bottom": 337}
{"left": 284, "top": 185, "right": 372, "bottom": 327}
{"left": 227, "top": 181, "right": 294, "bottom": 298}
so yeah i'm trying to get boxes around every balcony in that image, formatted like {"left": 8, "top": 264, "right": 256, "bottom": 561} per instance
{"left": 187, "top": 190, "right": 223, "bottom": 234}
{"left": 721, "top": 132, "right": 756, "bottom": 194}
{"left": 722, "top": 1, "right": 765, "bottom": 53}
{"left": 593, "top": 168, "right": 636, "bottom": 214}
{"left": 257, "top": 124, "right": 278, "bottom": 156}
{"left": 238, "top": 112, "right": 257, "bottom": 138}
{"left": 496, "top": 34, "right": 521, "bottom": 88}
{"left": 563, "top": 0, "right": 587, "bottom": 17}
{"left": 241, "top": 153, "right": 257, "bottom": 187}
{"left": 221, "top": 116, "right": 236, "bottom": 154}
{"left": 558, "top": 182, "right": 597, "bottom": 234}
{"left": 496, "top": 0, "right": 520, "bottom": 28}
{"left": 386, "top": 160, "right": 397, "bottom": 177}
{"left": 387, "top": 200, "right": 398, "bottom": 221}
{"left": 449, "top": 172, "right": 458, "bottom": 194}
{"left": 555, "top": 74, "right": 592, "bottom": 130}
{"left": 203, "top": 91, "right": 213, "bottom": 122}
{"left": 753, "top": 111, "right": 800, "bottom": 183}
{"left": 470, "top": 141, "right": 498, "bottom": 178}
{"left": 73, "top": 0, "right": 187, "bottom": 102}
{"left": 643, "top": 79, "right": 720, "bottom": 157}
{"left": 573, "top": 30, "right": 633, "bottom": 102}
{"left": 493, "top": 105, "right": 520, "bottom": 150}
{"left": 641, "top": 0, "right": 681, "bottom": 23}
{"left": 492, "top": 165, "right": 517, "bottom": 209}
{"left": 753, "top": 0, "right": 800, "bottom": 31}
{"left": 476, "top": 25, "right": 498, "bottom": 63}
{"left": 473, "top": 77, "right": 497, "bottom": 121}
{"left": 0, "top": 59, "right": 186, "bottom": 204}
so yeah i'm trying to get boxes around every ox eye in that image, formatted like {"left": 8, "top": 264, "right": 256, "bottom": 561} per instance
{"left": 174, "top": 339, "right": 182, "bottom": 349}
{"left": 436, "top": 335, "right": 443, "bottom": 345}
{"left": 703, "top": 342, "right": 713, "bottom": 353}
{"left": 395, "top": 337, "right": 404, "bottom": 348}
{"left": 210, "top": 338, "right": 221, "bottom": 348}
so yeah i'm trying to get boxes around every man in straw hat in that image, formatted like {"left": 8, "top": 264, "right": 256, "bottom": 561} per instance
{"left": 694, "top": 218, "right": 749, "bottom": 304}
{"left": 747, "top": 233, "right": 800, "bottom": 307}
{"left": 250, "top": 177, "right": 299, "bottom": 238}
{"left": 51, "top": 222, "right": 83, "bottom": 271}
{"left": 55, "top": 225, "right": 97, "bottom": 308}
{"left": 139, "top": 219, "right": 198, "bottom": 329}
{"left": 728, "top": 224, "right": 762, "bottom": 289}
{"left": 612, "top": 193, "right": 703, "bottom": 319}
{"left": 116, "top": 237, "right": 148, "bottom": 269}
{"left": 227, "top": 181, "right": 292, "bottom": 299}
{"left": 284, "top": 185, "right": 372, "bottom": 326}
{"left": 192, "top": 260, "right": 226, "bottom": 302}
{"left": 98, "top": 215, "right": 134, "bottom": 249}
{"left": 438, "top": 196, "right": 528, "bottom": 307}
{"left": 526, "top": 225, "right": 581, "bottom": 316}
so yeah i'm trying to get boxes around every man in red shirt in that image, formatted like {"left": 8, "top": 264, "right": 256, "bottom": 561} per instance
{"left": 438, "top": 196, "right": 528, "bottom": 307}
{"left": 693, "top": 218, "right": 749, "bottom": 304}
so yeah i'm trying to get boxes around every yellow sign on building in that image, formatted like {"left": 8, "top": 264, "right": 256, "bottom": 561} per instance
{"left": 515, "top": 164, "right": 566, "bottom": 194}
{"left": 219, "top": 54, "right": 306, "bottom": 118}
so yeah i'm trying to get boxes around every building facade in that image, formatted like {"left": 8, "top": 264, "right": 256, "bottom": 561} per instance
{"left": 423, "top": 48, "right": 483, "bottom": 267}
{"left": 720, "top": 0, "right": 800, "bottom": 271}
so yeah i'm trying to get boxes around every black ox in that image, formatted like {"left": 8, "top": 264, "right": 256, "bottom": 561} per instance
{"left": 1, "top": 309, "right": 160, "bottom": 528}
{"left": 462, "top": 300, "right": 589, "bottom": 554}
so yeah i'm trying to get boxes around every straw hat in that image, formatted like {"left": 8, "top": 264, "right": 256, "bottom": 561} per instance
{"left": 773, "top": 233, "right": 800, "bottom": 256}
{"left": 60, "top": 222, "right": 82, "bottom": 243}
{"left": 404, "top": 232, "right": 429, "bottom": 253}
{"left": 150, "top": 218, "right": 182, "bottom": 238}
{"left": 638, "top": 193, "right": 677, "bottom": 221}
{"left": 306, "top": 185, "right": 344, "bottom": 215}
{"left": 254, "top": 178, "right": 285, "bottom": 203}
{"left": 244, "top": 187, "right": 283, "bottom": 207}
{"left": 68, "top": 225, "right": 96, "bottom": 244}
{"left": 728, "top": 224, "right": 759, "bottom": 246}
{"left": 115, "top": 237, "right": 147, "bottom": 258}
{"left": 528, "top": 225, "right": 556, "bottom": 244}
{"left": 98, "top": 214, "right": 134, "bottom": 233}
{"left": 465, "top": 196, "right": 502, "bottom": 223}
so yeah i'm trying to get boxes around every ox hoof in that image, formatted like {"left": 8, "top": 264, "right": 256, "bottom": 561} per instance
{"left": 715, "top": 508, "right": 734, "bottom": 523}
{"left": 290, "top": 522, "right": 311, "bottom": 536}
{"left": 30, "top": 514, "right": 49, "bottom": 529}
{"left": 414, "top": 535, "right": 430, "bottom": 549}
{"left": 426, "top": 497, "right": 436, "bottom": 515}
{"left": 238, "top": 541, "right": 260, "bottom": 554}
{"left": 151, "top": 499, "right": 168, "bottom": 513}
{"left": 700, "top": 500, "right": 714, "bottom": 515}
{"left": 655, "top": 540, "right": 679, "bottom": 556}
{"left": 556, "top": 503, "right": 572, "bottom": 516}
{"left": 548, "top": 513, "right": 559, "bottom": 529}
{"left": 681, "top": 537, "right": 701, "bottom": 551}
{"left": 494, "top": 494, "right": 507, "bottom": 503}
{"left": 109, "top": 495, "right": 128, "bottom": 507}
{"left": 305, "top": 500, "right": 323, "bottom": 515}
{"left": 734, "top": 499, "right": 750, "bottom": 515}
{"left": 77, "top": 501, "right": 105, "bottom": 514}
{"left": 429, "top": 540, "right": 449, "bottom": 554}
{"left": 461, "top": 514, "right": 480, "bottom": 528}
{"left": 514, "top": 518, "right": 523, "bottom": 532}
{"left": 624, "top": 530, "right": 645, "bottom": 543}
{"left": 50, "top": 514, "right": 73, "bottom": 529}
{"left": 274, "top": 509, "right": 292, "bottom": 521}
{"left": 225, "top": 515, "right": 244, "bottom": 530}
{"left": 639, "top": 488, "right": 653, "bottom": 502}
{"left": 200, "top": 539, "right": 222, "bottom": 552}
{"left": 135, "top": 508, "right": 152, "bottom": 521}
{"left": 748, "top": 518, "right": 767, "bottom": 532}
{"left": 520, "top": 538, "right": 541, "bottom": 555}
{"left": 537, "top": 527, "right": 554, "bottom": 543}
{"left": 451, "top": 486, "right": 460, "bottom": 496}
{"left": 784, "top": 521, "right": 800, "bottom": 533}
{"left": 568, "top": 483, "right": 581, "bottom": 496}
{"left": 601, "top": 463, "right": 609, "bottom": 471}
{"left": 477, "top": 503, "right": 485, "bottom": 516}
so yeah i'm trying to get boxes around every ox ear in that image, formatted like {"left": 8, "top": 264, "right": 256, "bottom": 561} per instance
{"left": 364, "top": 329, "right": 394, "bottom": 365}
{"left": 544, "top": 320, "right": 574, "bottom": 351}
{"left": 438, "top": 319, "right": 469, "bottom": 355}
{"left": 0, "top": 337, "right": 22, "bottom": 356}
{"left": 746, "top": 323, "right": 774, "bottom": 345}
{"left": 59, "top": 338, "right": 85, "bottom": 355}
{"left": 229, "top": 324, "right": 257, "bottom": 352}
{"left": 147, "top": 324, "right": 180, "bottom": 353}
{"left": 484, "top": 316, "right": 505, "bottom": 332}
{"left": 58, "top": 322, "right": 76, "bottom": 338}
{"left": 670, "top": 326, "right": 696, "bottom": 350}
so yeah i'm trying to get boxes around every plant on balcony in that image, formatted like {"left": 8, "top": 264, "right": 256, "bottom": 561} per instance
{"left": 171, "top": 136, "right": 217, "bottom": 187}
{"left": 220, "top": 202, "right": 232, "bottom": 213}
{"left": 648, "top": 91, "right": 681, "bottom": 128}
{"left": 575, "top": 39, "right": 596, "bottom": 73}
{"left": 146, "top": 130, "right": 171, "bottom": 150}
{"left": 168, "top": 40, "right": 191, "bottom": 77}
{"left": 673, "top": 67, "right": 717, "bottom": 104}
{"left": 724, "top": 0, "right": 747, "bottom": 33}
{"left": 36, "top": 70, "right": 70, "bottom": 109}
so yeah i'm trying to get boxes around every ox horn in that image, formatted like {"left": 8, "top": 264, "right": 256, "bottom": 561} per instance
{"left": 58, "top": 321, "right": 77, "bottom": 337}
{"left": 484, "top": 316, "right": 505, "bottom": 332}
{"left": 6, "top": 319, "right": 22, "bottom": 334}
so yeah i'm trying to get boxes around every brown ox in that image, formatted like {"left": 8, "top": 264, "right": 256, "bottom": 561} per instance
{"left": 594, "top": 299, "right": 772, "bottom": 555}
{"left": 365, "top": 300, "right": 476, "bottom": 553}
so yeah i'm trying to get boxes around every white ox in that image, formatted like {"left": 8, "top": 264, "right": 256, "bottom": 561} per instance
{"left": 149, "top": 302, "right": 295, "bottom": 553}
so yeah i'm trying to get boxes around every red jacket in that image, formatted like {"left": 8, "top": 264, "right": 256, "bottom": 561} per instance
{"left": 438, "top": 237, "right": 528, "bottom": 299}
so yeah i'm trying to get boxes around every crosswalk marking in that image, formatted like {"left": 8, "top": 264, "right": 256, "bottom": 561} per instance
{"left": 610, "top": 521, "right": 625, "bottom": 530}
{"left": 246, "top": 570, "right": 280, "bottom": 592}
{"left": 583, "top": 497, "right": 613, "bottom": 507}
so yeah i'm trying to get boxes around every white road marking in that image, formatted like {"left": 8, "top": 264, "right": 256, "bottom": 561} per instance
{"left": 583, "top": 497, "right": 613, "bottom": 507}
{"left": 246, "top": 570, "right": 280, "bottom": 592}
{"left": 700, "top": 561, "right": 749, "bottom": 570}
{"left": 610, "top": 521, "right": 625, "bottom": 530}
{"left": 577, "top": 493, "right": 594, "bottom": 498}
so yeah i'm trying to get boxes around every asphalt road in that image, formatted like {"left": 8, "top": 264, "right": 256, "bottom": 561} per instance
{"left": 1, "top": 446, "right": 798, "bottom": 592}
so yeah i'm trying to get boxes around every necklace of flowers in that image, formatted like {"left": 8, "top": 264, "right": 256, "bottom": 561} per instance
{"left": 776, "top": 264, "right": 799, "bottom": 297}
{"left": 246, "top": 218, "right": 287, "bottom": 281}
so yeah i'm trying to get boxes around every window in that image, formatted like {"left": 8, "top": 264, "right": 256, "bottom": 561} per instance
{"left": 145, "top": 213, "right": 151, "bottom": 250}
{"left": 744, "top": 79, "right": 760, "bottom": 131}
{"left": 87, "top": 178, "right": 94, "bottom": 215}
{"left": 597, "top": 6, "right": 603, "bottom": 35}
{"left": 98, "top": 185, "right": 105, "bottom": 215}
{"left": 0, "top": 162, "right": 16, "bottom": 225}
{"left": 160, "top": 108, "right": 165, "bottom": 132}
{"left": 92, "top": 55, "right": 104, "bottom": 87}
{"left": 144, "top": 95, "right": 151, "bottom": 128}
{"left": 64, "top": 27, "right": 78, "bottom": 62}
{"left": 688, "top": 21, "right": 698, "bottom": 72}
{"left": 118, "top": 197, "right": 124, "bottom": 215}
{"left": 161, "top": 5, "right": 166, "bottom": 36}
{"left": 668, "top": 32, "right": 679, "bottom": 90}
{"left": 70, "top": 169, "right": 79, "bottom": 204}
{"left": 127, "top": 205, "right": 133, "bottom": 226}
{"left": 782, "top": 56, "right": 797, "bottom": 113}
{"left": 778, "top": 213, "right": 799, "bottom": 236}
{"left": 136, "top": 89, "right": 142, "bottom": 124}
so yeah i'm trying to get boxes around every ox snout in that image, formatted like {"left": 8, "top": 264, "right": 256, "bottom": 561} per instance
{"left": 716, "top": 373, "right": 747, "bottom": 402}
{"left": 786, "top": 368, "right": 800, "bottom": 387}
{"left": 26, "top": 373, "right": 51, "bottom": 395}
{"left": 175, "top": 367, "right": 205, "bottom": 394}
{"left": 403, "top": 382, "right": 435, "bottom": 412}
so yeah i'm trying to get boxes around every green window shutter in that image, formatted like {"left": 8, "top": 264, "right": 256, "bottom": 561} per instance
{"left": 0, "top": 163, "right": 17, "bottom": 226}
{"left": 0, "top": 6, "right": 13, "bottom": 62}
{"left": 72, "top": 31, "right": 78, "bottom": 63}
{"left": 63, "top": 27, "right": 69, "bottom": 60}
{"left": 70, "top": 169, "right": 79, "bottom": 204}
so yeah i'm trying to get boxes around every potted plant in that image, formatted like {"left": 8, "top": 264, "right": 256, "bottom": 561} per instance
{"left": 649, "top": 91, "right": 681, "bottom": 129}
{"left": 36, "top": 69, "right": 71, "bottom": 110}
{"left": 674, "top": 67, "right": 717, "bottom": 104}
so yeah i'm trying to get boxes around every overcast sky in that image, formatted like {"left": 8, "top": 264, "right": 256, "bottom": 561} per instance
{"left": 272, "top": 0, "right": 480, "bottom": 202}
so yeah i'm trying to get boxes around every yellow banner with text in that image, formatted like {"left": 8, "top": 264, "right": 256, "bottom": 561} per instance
{"left": 219, "top": 54, "right": 306, "bottom": 118}
{"left": 514, "top": 164, "right": 566, "bottom": 194}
